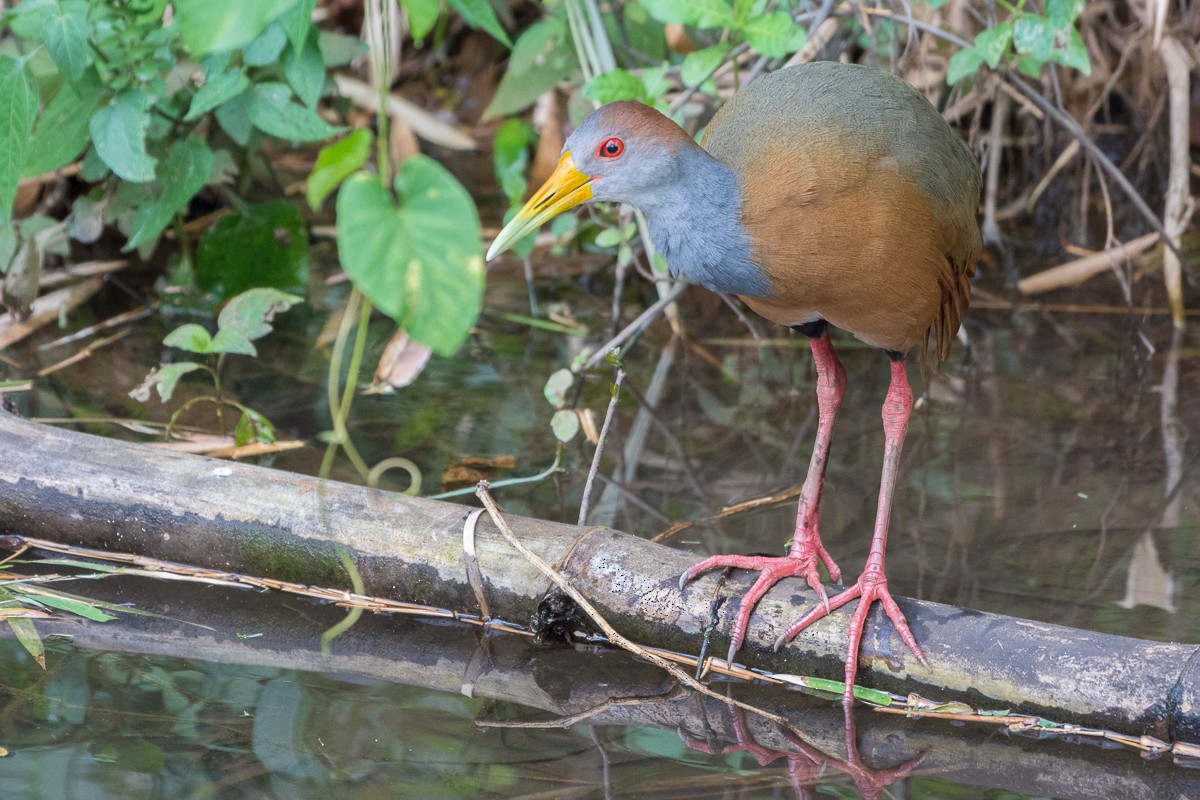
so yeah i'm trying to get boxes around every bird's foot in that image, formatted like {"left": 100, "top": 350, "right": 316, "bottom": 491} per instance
{"left": 678, "top": 540, "right": 837, "bottom": 663}
{"left": 772, "top": 567, "right": 926, "bottom": 702}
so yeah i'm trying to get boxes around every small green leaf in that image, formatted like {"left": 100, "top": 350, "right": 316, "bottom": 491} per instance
{"left": 214, "top": 89, "right": 256, "bottom": 146}
{"left": 484, "top": 17, "right": 577, "bottom": 118}
{"left": 217, "top": 288, "right": 304, "bottom": 341}
{"left": 129, "top": 362, "right": 204, "bottom": 403}
{"left": 1053, "top": 28, "right": 1091, "bottom": 75}
{"left": 174, "top": 0, "right": 301, "bottom": 55}
{"left": 1013, "top": 15, "right": 1056, "bottom": 61}
{"left": 283, "top": 28, "right": 326, "bottom": 108}
{"left": 90, "top": 90, "right": 157, "bottom": 183}
{"left": 243, "top": 22, "right": 288, "bottom": 66}
{"left": 974, "top": 22, "right": 1013, "bottom": 67}
{"left": 186, "top": 68, "right": 251, "bottom": 120}
{"left": 593, "top": 227, "right": 623, "bottom": 248}
{"left": 280, "top": 0, "right": 318, "bottom": 54}
{"left": 680, "top": 45, "right": 727, "bottom": 87}
{"left": 0, "top": 57, "right": 39, "bottom": 220}
{"left": 17, "top": 590, "right": 117, "bottom": 622}
{"left": 583, "top": 69, "right": 648, "bottom": 104}
{"left": 551, "top": 409, "right": 579, "bottom": 443}
{"left": 946, "top": 47, "right": 985, "bottom": 85}
{"left": 1045, "top": 0, "right": 1085, "bottom": 28}
{"left": 209, "top": 327, "right": 257, "bottom": 356}
{"left": 43, "top": 0, "right": 91, "bottom": 81}
{"left": 543, "top": 368, "right": 574, "bottom": 407}
{"left": 492, "top": 119, "right": 533, "bottom": 207}
{"left": 638, "top": 0, "right": 737, "bottom": 27}
{"left": 250, "top": 82, "right": 345, "bottom": 142}
{"left": 22, "top": 75, "right": 103, "bottom": 177}
{"left": 336, "top": 159, "right": 484, "bottom": 356}
{"left": 307, "top": 129, "right": 373, "bottom": 210}
{"left": 164, "top": 324, "right": 214, "bottom": 354}
{"left": 401, "top": 0, "right": 441, "bottom": 42}
{"left": 126, "top": 137, "right": 214, "bottom": 250}
{"left": 234, "top": 408, "right": 276, "bottom": 445}
{"left": 446, "top": 0, "right": 512, "bottom": 47}
{"left": 741, "top": 12, "right": 807, "bottom": 58}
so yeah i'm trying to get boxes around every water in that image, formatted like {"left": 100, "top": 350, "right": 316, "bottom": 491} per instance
{"left": 1, "top": 254, "right": 1197, "bottom": 798}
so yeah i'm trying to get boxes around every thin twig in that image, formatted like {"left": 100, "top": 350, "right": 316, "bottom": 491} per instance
{"left": 474, "top": 481, "right": 789, "bottom": 726}
{"left": 578, "top": 366, "right": 625, "bottom": 526}
{"left": 583, "top": 282, "right": 687, "bottom": 371}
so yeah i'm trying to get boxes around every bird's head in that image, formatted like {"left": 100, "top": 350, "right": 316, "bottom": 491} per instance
{"left": 486, "top": 102, "right": 697, "bottom": 260}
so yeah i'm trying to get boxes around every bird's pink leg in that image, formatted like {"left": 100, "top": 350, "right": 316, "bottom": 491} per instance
{"left": 679, "top": 333, "right": 846, "bottom": 662}
{"left": 773, "top": 359, "right": 927, "bottom": 702}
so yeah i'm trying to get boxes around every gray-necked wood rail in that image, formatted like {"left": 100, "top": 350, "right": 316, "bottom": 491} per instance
{"left": 487, "top": 61, "right": 982, "bottom": 701}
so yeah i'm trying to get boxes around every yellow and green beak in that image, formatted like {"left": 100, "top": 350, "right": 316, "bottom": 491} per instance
{"left": 486, "top": 152, "right": 593, "bottom": 260}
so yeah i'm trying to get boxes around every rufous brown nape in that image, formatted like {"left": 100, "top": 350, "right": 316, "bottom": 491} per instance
{"left": 486, "top": 61, "right": 982, "bottom": 702}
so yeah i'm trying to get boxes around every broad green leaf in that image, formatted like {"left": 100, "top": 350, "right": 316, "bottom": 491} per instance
{"left": 280, "top": 0, "right": 318, "bottom": 54}
{"left": 1016, "top": 54, "right": 1043, "bottom": 78}
{"left": 447, "top": 0, "right": 512, "bottom": 47}
{"left": 946, "top": 47, "right": 985, "bottom": 85}
{"left": 90, "top": 90, "right": 157, "bottom": 182}
{"left": 250, "top": 82, "right": 345, "bottom": 142}
{"left": 583, "top": 69, "right": 648, "bottom": 104}
{"left": 551, "top": 409, "right": 579, "bottom": 443}
{"left": 974, "top": 22, "right": 1013, "bottom": 67}
{"left": 742, "top": 11, "right": 807, "bottom": 58}
{"left": 401, "top": 0, "right": 441, "bottom": 42}
{"left": 129, "top": 362, "right": 203, "bottom": 403}
{"left": 484, "top": 17, "right": 577, "bottom": 118}
{"left": 195, "top": 201, "right": 309, "bottom": 299}
{"left": 164, "top": 323, "right": 214, "bottom": 353}
{"left": 543, "top": 368, "right": 574, "bottom": 407}
{"left": 7, "top": 617, "right": 44, "bottom": 667}
{"left": 187, "top": 68, "right": 251, "bottom": 120}
{"left": 209, "top": 326, "right": 257, "bottom": 356}
{"left": 307, "top": 128, "right": 373, "bottom": 210}
{"left": 680, "top": 45, "right": 727, "bottom": 87}
{"left": 217, "top": 287, "right": 303, "bottom": 342}
{"left": 336, "top": 159, "right": 484, "bottom": 356}
{"left": 126, "top": 137, "right": 214, "bottom": 249}
{"left": 638, "top": 0, "right": 736, "bottom": 28}
{"left": 1046, "top": 0, "right": 1085, "bottom": 28}
{"left": 23, "top": 77, "right": 102, "bottom": 177}
{"left": 43, "top": 0, "right": 91, "bottom": 81}
{"left": 214, "top": 89, "right": 256, "bottom": 146}
{"left": 1053, "top": 27, "right": 1091, "bottom": 75}
{"left": 1013, "top": 15, "right": 1055, "bottom": 61}
{"left": 235, "top": 408, "right": 276, "bottom": 446}
{"left": 244, "top": 22, "right": 288, "bottom": 66}
{"left": 283, "top": 28, "right": 326, "bottom": 108}
{"left": 174, "top": 0, "right": 301, "bottom": 55}
{"left": 0, "top": 57, "right": 39, "bottom": 221}
{"left": 18, "top": 590, "right": 117, "bottom": 622}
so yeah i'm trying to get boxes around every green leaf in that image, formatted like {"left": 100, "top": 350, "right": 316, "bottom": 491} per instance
{"left": 214, "top": 89, "right": 256, "bottom": 146}
{"left": 1013, "top": 15, "right": 1056, "bottom": 61}
{"left": 307, "top": 129, "right": 373, "bottom": 210}
{"left": 483, "top": 17, "right": 577, "bottom": 118}
{"left": 401, "top": 0, "right": 441, "bottom": 42}
{"left": 234, "top": 408, "right": 276, "bottom": 446}
{"left": 43, "top": 0, "right": 91, "bottom": 81}
{"left": 18, "top": 590, "right": 118, "bottom": 622}
{"left": 1016, "top": 54, "right": 1043, "bottom": 78}
{"left": 250, "top": 82, "right": 345, "bottom": 142}
{"left": 741, "top": 12, "right": 807, "bottom": 58}
{"left": 336, "top": 160, "right": 485, "bottom": 356}
{"left": 164, "top": 323, "right": 214, "bottom": 353}
{"left": 680, "top": 45, "right": 727, "bottom": 87}
{"left": 187, "top": 68, "right": 251, "bottom": 120}
{"left": 1045, "top": 0, "right": 1085, "bottom": 28}
{"left": 317, "top": 30, "right": 369, "bottom": 67}
{"left": 543, "top": 368, "right": 574, "bottom": 407}
{"left": 126, "top": 137, "right": 214, "bottom": 250}
{"left": 7, "top": 617, "right": 45, "bottom": 667}
{"left": 22, "top": 75, "right": 103, "bottom": 177}
{"left": 280, "top": 0, "right": 318, "bottom": 54}
{"left": 209, "top": 326, "right": 257, "bottom": 356}
{"left": 446, "top": 0, "right": 512, "bottom": 47}
{"left": 946, "top": 47, "right": 985, "bottom": 85}
{"left": 174, "top": 0, "right": 301, "bottom": 55}
{"left": 130, "top": 362, "right": 204, "bottom": 403}
{"left": 90, "top": 90, "right": 157, "bottom": 183}
{"left": 1053, "top": 27, "right": 1091, "bottom": 75}
{"left": 550, "top": 409, "right": 579, "bottom": 443}
{"left": 195, "top": 201, "right": 309, "bottom": 300}
{"left": 974, "top": 22, "right": 1013, "bottom": 68}
{"left": 583, "top": 69, "right": 648, "bottom": 104}
{"left": 0, "top": 57, "right": 39, "bottom": 221}
{"left": 493, "top": 118, "right": 533, "bottom": 206}
{"left": 638, "top": 0, "right": 737, "bottom": 28}
{"left": 283, "top": 28, "right": 326, "bottom": 108}
{"left": 243, "top": 22, "right": 289, "bottom": 66}
{"left": 217, "top": 287, "right": 303, "bottom": 342}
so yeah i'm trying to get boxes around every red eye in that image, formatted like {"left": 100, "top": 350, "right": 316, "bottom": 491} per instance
{"left": 596, "top": 137, "right": 624, "bottom": 159}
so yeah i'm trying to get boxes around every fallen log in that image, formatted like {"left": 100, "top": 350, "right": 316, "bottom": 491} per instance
{"left": 4, "top": 576, "right": 1195, "bottom": 800}
{"left": 0, "top": 408, "right": 1197, "bottom": 742}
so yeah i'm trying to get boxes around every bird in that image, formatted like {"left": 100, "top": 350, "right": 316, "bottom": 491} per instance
{"left": 486, "top": 61, "right": 981, "bottom": 702}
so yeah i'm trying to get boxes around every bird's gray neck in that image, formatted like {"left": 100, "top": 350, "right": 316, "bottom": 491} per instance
{"left": 639, "top": 149, "right": 769, "bottom": 298}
